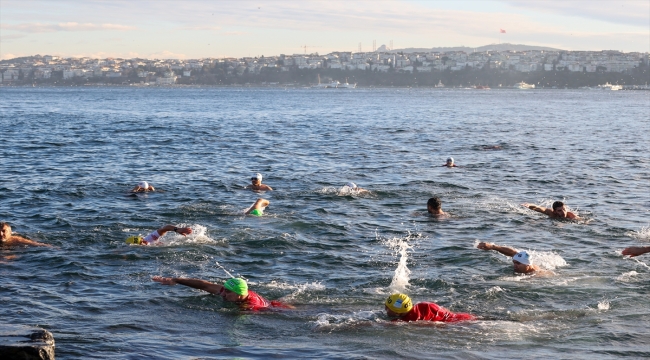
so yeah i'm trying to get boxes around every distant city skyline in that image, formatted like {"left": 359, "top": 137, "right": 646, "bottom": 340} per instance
{"left": 1, "top": 0, "right": 648, "bottom": 60}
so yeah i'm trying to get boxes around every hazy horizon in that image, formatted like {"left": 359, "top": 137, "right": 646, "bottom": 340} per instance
{"left": 1, "top": 0, "right": 648, "bottom": 60}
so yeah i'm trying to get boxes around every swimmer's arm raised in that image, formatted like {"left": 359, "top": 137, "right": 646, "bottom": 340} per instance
{"left": 622, "top": 246, "right": 650, "bottom": 257}
{"left": 477, "top": 242, "right": 518, "bottom": 257}
{"left": 152, "top": 276, "right": 223, "bottom": 294}
{"left": 521, "top": 203, "right": 551, "bottom": 215}
{"left": 156, "top": 225, "right": 192, "bottom": 237}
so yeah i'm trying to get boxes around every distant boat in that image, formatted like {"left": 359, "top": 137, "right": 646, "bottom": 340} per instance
{"left": 596, "top": 82, "right": 621, "bottom": 90}
{"left": 313, "top": 74, "right": 328, "bottom": 88}
{"left": 515, "top": 82, "right": 535, "bottom": 89}
{"left": 474, "top": 85, "right": 490, "bottom": 90}
{"left": 338, "top": 78, "right": 356, "bottom": 89}
{"left": 326, "top": 80, "right": 340, "bottom": 88}
{"left": 435, "top": 80, "right": 444, "bottom": 88}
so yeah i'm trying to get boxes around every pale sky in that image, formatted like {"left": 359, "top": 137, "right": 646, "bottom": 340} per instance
{"left": 1, "top": 0, "right": 648, "bottom": 60}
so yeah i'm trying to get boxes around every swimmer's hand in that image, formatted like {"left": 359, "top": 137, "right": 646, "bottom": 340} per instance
{"left": 176, "top": 227, "right": 192, "bottom": 236}
{"left": 622, "top": 246, "right": 650, "bottom": 258}
{"left": 152, "top": 276, "right": 177, "bottom": 285}
{"left": 477, "top": 242, "right": 493, "bottom": 250}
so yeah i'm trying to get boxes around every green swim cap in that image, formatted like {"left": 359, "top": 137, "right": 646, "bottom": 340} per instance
{"left": 224, "top": 278, "right": 248, "bottom": 296}
{"left": 249, "top": 209, "right": 263, "bottom": 216}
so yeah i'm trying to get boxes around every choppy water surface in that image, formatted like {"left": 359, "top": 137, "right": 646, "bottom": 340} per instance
{"left": 1, "top": 87, "right": 649, "bottom": 359}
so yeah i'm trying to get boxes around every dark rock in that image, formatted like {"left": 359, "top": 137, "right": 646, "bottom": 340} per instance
{"left": 0, "top": 325, "right": 55, "bottom": 360}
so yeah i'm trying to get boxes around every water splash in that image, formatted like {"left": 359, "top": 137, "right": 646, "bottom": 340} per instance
{"left": 155, "top": 224, "right": 217, "bottom": 246}
{"left": 378, "top": 231, "right": 422, "bottom": 293}
{"left": 215, "top": 261, "right": 235, "bottom": 278}
{"left": 626, "top": 226, "right": 650, "bottom": 241}
{"left": 528, "top": 250, "right": 567, "bottom": 270}
{"left": 597, "top": 300, "right": 610, "bottom": 310}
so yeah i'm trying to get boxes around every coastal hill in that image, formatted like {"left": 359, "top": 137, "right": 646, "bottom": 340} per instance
{"left": 382, "top": 43, "right": 563, "bottom": 53}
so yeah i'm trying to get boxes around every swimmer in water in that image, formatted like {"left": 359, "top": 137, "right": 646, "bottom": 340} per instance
{"left": 344, "top": 182, "right": 369, "bottom": 194}
{"left": 125, "top": 224, "right": 192, "bottom": 245}
{"left": 0, "top": 222, "right": 52, "bottom": 247}
{"left": 427, "top": 197, "right": 447, "bottom": 217}
{"left": 246, "top": 173, "right": 273, "bottom": 191}
{"left": 622, "top": 246, "right": 650, "bottom": 258}
{"left": 132, "top": 181, "right": 155, "bottom": 192}
{"left": 442, "top": 157, "right": 457, "bottom": 167}
{"left": 152, "top": 276, "right": 293, "bottom": 311}
{"left": 246, "top": 198, "right": 270, "bottom": 216}
{"left": 385, "top": 293, "right": 475, "bottom": 322}
{"left": 477, "top": 242, "right": 540, "bottom": 274}
{"left": 521, "top": 201, "right": 578, "bottom": 220}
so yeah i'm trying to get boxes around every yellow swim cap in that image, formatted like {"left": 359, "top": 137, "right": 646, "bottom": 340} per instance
{"left": 385, "top": 293, "right": 413, "bottom": 314}
{"left": 125, "top": 236, "right": 143, "bottom": 245}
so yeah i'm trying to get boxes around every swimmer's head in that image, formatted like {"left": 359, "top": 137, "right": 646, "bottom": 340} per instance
{"left": 513, "top": 251, "right": 531, "bottom": 265}
{"left": 224, "top": 278, "right": 249, "bottom": 297}
{"left": 552, "top": 201, "right": 568, "bottom": 217}
{"left": 138, "top": 181, "right": 149, "bottom": 189}
{"left": 125, "top": 235, "right": 144, "bottom": 245}
{"left": 251, "top": 173, "right": 263, "bottom": 183}
{"left": 446, "top": 157, "right": 454, "bottom": 165}
{"left": 427, "top": 197, "right": 442, "bottom": 213}
{"left": 346, "top": 182, "right": 358, "bottom": 190}
{"left": 385, "top": 293, "right": 413, "bottom": 315}
{"left": 0, "top": 222, "right": 12, "bottom": 243}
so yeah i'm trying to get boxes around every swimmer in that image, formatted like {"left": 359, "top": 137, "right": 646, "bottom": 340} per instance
{"left": 132, "top": 181, "right": 155, "bottom": 192}
{"left": 246, "top": 198, "right": 270, "bottom": 216}
{"left": 442, "top": 157, "right": 457, "bottom": 167}
{"left": 385, "top": 293, "right": 475, "bottom": 322}
{"left": 125, "top": 224, "right": 192, "bottom": 245}
{"left": 427, "top": 197, "right": 448, "bottom": 216}
{"left": 344, "top": 182, "right": 369, "bottom": 194}
{"left": 0, "top": 222, "right": 52, "bottom": 247}
{"left": 152, "top": 276, "right": 293, "bottom": 311}
{"left": 622, "top": 246, "right": 650, "bottom": 258}
{"left": 477, "top": 242, "right": 540, "bottom": 274}
{"left": 521, "top": 201, "right": 578, "bottom": 220}
{"left": 245, "top": 173, "right": 273, "bottom": 191}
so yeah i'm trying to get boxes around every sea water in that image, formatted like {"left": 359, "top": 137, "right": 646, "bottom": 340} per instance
{"left": 1, "top": 87, "right": 649, "bottom": 359}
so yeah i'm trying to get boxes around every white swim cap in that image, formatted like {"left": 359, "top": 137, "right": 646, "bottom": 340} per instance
{"left": 254, "top": 173, "right": 263, "bottom": 181}
{"left": 513, "top": 251, "right": 531, "bottom": 265}
{"left": 447, "top": 157, "right": 454, "bottom": 164}
{"left": 138, "top": 181, "right": 149, "bottom": 189}
{"left": 346, "top": 182, "right": 357, "bottom": 189}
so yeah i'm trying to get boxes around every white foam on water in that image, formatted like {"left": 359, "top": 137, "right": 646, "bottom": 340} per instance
{"left": 597, "top": 300, "right": 610, "bottom": 310}
{"left": 616, "top": 270, "right": 639, "bottom": 282}
{"left": 528, "top": 250, "right": 567, "bottom": 270}
{"left": 155, "top": 224, "right": 219, "bottom": 246}
{"left": 626, "top": 226, "right": 650, "bottom": 241}
{"left": 485, "top": 286, "right": 505, "bottom": 295}
{"left": 315, "top": 187, "right": 340, "bottom": 195}
{"left": 311, "top": 310, "right": 382, "bottom": 331}
{"left": 264, "top": 280, "right": 325, "bottom": 302}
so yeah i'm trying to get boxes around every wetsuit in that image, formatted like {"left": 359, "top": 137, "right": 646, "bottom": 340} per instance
{"left": 395, "top": 302, "right": 475, "bottom": 322}
{"left": 220, "top": 289, "right": 290, "bottom": 311}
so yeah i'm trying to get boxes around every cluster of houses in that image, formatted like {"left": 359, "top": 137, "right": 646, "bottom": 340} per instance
{"left": 1, "top": 49, "right": 647, "bottom": 85}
